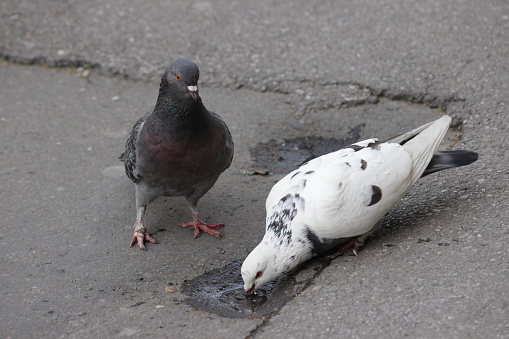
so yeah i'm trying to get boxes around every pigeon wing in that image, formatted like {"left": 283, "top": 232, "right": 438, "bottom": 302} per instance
{"left": 269, "top": 143, "right": 412, "bottom": 241}
{"left": 120, "top": 112, "right": 150, "bottom": 183}
{"left": 210, "top": 110, "right": 234, "bottom": 172}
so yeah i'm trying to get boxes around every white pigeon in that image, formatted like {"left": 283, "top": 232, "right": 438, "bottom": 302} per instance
{"left": 241, "top": 115, "right": 478, "bottom": 294}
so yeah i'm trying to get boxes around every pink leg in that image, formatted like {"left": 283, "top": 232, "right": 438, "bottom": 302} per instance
{"left": 130, "top": 222, "right": 158, "bottom": 250}
{"left": 328, "top": 238, "right": 358, "bottom": 260}
{"left": 328, "top": 234, "right": 374, "bottom": 259}
{"left": 182, "top": 214, "right": 223, "bottom": 238}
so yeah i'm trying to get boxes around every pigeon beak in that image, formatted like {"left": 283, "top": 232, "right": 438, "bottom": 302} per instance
{"left": 245, "top": 285, "right": 256, "bottom": 296}
{"left": 187, "top": 85, "right": 199, "bottom": 101}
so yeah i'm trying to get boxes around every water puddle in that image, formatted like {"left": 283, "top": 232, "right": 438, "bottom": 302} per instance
{"left": 249, "top": 124, "right": 364, "bottom": 173}
{"left": 182, "top": 256, "right": 336, "bottom": 318}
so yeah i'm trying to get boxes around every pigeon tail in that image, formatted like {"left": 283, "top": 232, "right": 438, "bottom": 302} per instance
{"left": 422, "top": 150, "right": 479, "bottom": 177}
{"left": 401, "top": 115, "right": 451, "bottom": 186}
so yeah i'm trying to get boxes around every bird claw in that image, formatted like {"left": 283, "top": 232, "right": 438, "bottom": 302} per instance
{"left": 182, "top": 219, "right": 223, "bottom": 238}
{"left": 130, "top": 223, "right": 158, "bottom": 250}
{"left": 328, "top": 238, "right": 358, "bottom": 260}
{"left": 328, "top": 235, "right": 373, "bottom": 260}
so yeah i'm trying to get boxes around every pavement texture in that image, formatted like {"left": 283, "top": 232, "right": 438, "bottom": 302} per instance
{"left": 1, "top": 0, "right": 508, "bottom": 338}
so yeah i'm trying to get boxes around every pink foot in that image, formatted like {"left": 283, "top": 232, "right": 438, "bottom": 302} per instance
{"left": 328, "top": 234, "right": 373, "bottom": 259}
{"left": 130, "top": 223, "right": 158, "bottom": 250}
{"left": 182, "top": 218, "right": 223, "bottom": 238}
{"left": 328, "top": 238, "right": 358, "bottom": 260}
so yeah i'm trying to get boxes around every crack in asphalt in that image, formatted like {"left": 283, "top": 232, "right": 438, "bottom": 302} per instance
{"left": 0, "top": 53, "right": 463, "bottom": 114}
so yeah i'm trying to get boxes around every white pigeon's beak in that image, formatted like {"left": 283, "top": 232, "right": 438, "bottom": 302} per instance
{"left": 187, "top": 85, "right": 199, "bottom": 101}
{"left": 245, "top": 284, "right": 256, "bottom": 295}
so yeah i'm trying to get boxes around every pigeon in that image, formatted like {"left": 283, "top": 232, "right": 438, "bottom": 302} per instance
{"left": 120, "top": 58, "right": 234, "bottom": 250}
{"left": 241, "top": 115, "right": 478, "bottom": 294}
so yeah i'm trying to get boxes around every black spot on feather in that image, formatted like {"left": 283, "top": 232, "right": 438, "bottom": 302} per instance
{"left": 347, "top": 144, "right": 364, "bottom": 152}
{"left": 368, "top": 185, "right": 382, "bottom": 206}
{"left": 305, "top": 228, "right": 326, "bottom": 254}
{"left": 267, "top": 193, "right": 305, "bottom": 245}
{"left": 361, "top": 159, "right": 367, "bottom": 170}
{"left": 305, "top": 227, "right": 355, "bottom": 255}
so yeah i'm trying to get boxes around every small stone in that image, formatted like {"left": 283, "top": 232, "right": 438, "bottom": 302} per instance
{"left": 240, "top": 169, "right": 256, "bottom": 175}
{"left": 164, "top": 286, "right": 175, "bottom": 293}
{"left": 77, "top": 67, "right": 90, "bottom": 78}
{"left": 248, "top": 168, "right": 269, "bottom": 175}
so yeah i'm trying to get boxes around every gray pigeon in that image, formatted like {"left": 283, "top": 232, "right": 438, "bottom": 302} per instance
{"left": 120, "top": 58, "right": 234, "bottom": 250}
{"left": 241, "top": 115, "right": 478, "bottom": 294}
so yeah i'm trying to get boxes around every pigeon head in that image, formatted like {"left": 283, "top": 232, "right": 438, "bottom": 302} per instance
{"left": 241, "top": 242, "right": 276, "bottom": 295}
{"left": 241, "top": 234, "right": 310, "bottom": 294}
{"left": 165, "top": 58, "right": 200, "bottom": 102}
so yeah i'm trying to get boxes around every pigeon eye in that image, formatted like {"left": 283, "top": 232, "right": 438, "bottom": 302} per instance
{"left": 175, "top": 74, "right": 181, "bottom": 80}
{"left": 256, "top": 271, "right": 263, "bottom": 278}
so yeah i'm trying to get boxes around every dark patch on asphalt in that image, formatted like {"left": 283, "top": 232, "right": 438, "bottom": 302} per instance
{"left": 249, "top": 124, "right": 364, "bottom": 174}
{"left": 182, "top": 259, "right": 284, "bottom": 318}
{"left": 182, "top": 256, "right": 335, "bottom": 319}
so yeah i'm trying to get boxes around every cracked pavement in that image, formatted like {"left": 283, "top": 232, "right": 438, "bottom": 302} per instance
{"left": 1, "top": 0, "right": 508, "bottom": 338}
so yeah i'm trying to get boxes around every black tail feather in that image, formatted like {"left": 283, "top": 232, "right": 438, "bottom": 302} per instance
{"left": 422, "top": 151, "right": 478, "bottom": 177}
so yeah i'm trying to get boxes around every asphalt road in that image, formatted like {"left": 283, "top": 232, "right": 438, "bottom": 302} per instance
{"left": 1, "top": 1, "right": 508, "bottom": 338}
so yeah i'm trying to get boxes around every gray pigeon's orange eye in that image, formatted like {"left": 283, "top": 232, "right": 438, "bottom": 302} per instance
{"left": 256, "top": 271, "right": 263, "bottom": 278}
{"left": 175, "top": 74, "right": 181, "bottom": 80}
